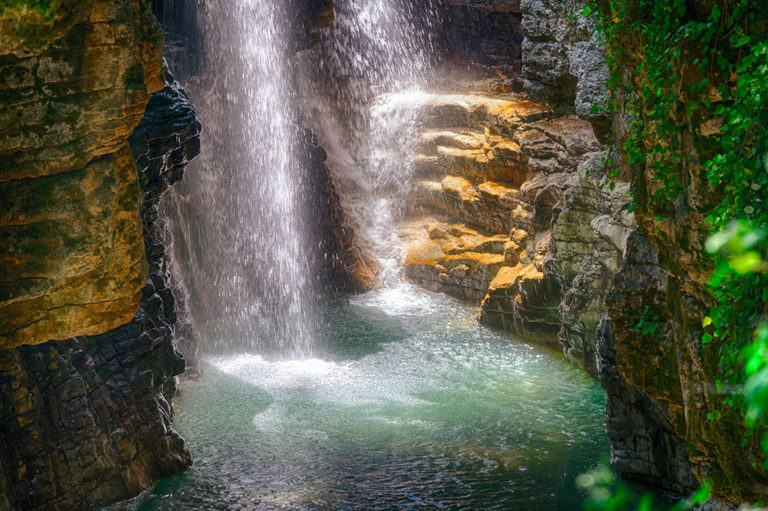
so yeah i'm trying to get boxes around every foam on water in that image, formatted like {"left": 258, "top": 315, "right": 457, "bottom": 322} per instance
{"left": 350, "top": 281, "right": 456, "bottom": 317}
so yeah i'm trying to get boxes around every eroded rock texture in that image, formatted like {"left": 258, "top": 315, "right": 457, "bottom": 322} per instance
{"left": 0, "top": 0, "right": 164, "bottom": 349}
{"left": 400, "top": 77, "right": 632, "bottom": 373}
{"left": 588, "top": 5, "right": 766, "bottom": 500}
{"left": 439, "top": 0, "right": 523, "bottom": 69}
{"left": 392, "top": 0, "right": 624, "bottom": 377}
{"left": 0, "top": 79, "right": 200, "bottom": 510}
{"left": 0, "top": 0, "right": 202, "bottom": 506}
{"left": 520, "top": 0, "right": 609, "bottom": 126}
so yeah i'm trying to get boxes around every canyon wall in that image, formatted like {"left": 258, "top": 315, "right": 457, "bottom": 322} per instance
{"left": 518, "top": 0, "right": 763, "bottom": 503}
{"left": 0, "top": 1, "right": 201, "bottom": 509}
{"left": 439, "top": 0, "right": 523, "bottom": 70}
{"left": 405, "top": 0, "right": 628, "bottom": 378}
{"left": 0, "top": 75, "right": 200, "bottom": 511}
{"left": 589, "top": 2, "right": 767, "bottom": 502}
{"left": 0, "top": 0, "right": 164, "bottom": 349}
{"left": 405, "top": 0, "right": 744, "bottom": 502}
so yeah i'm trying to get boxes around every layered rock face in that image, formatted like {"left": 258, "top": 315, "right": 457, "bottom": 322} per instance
{"left": 0, "top": 78, "right": 200, "bottom": 511}
{"left": 0, "top": 1, "right": 202, "bottom": 508}
{"left": 588, "top": 11, "right": 765, "bottom": 504}
{"left": 0, "top": 0, "right": 164, "bottom": 349}
{"left": 401, "top": 78, "right": 633, "bottom": 374}
{"left": 520, "top": 0, "right": 609, "bottom": 129}
{"left": 516, "top": 0, "right": 734, "bottom": 499}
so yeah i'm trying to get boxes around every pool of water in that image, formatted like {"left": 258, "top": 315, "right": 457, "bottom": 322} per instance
{"left": 118, "top": 285, "right": 608, "bottom": 510}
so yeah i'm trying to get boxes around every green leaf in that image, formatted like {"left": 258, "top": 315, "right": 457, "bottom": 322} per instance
{"left": 703, "top": 317, "right": 713, "bottom": 328}
{"left": 730, "top": 251, "right": 763, "bottom": 274}
{"left": 637, "top": 493, "right": 654, "bottom": 511}
{"left": 735, "top": 35, "right": 751, "bottom": 48}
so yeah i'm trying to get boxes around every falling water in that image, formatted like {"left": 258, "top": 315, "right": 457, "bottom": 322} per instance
{"left": 111, "top": 3, "right": 614, "bottom": 508}
{"left": 298, "top": 0, "right": 443, "bottom": 285}
{"left": 164, "top": 0, "right": 317, "bottom": 357}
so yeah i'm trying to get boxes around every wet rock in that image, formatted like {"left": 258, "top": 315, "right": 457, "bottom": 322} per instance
{"left": 402, "top": 80, "right": 630, "bottom": 370}
{"left": 438, "top": 0, "right": 523, "bottom": 68}
{"left": 301, "top": 129, "right": 380, "bottom": 293}
{"left": 480, "top": 263, "right": 562, "bottom": 346}
{"left": 0, "top": 79, "right": 200, "bottom": 510}
{"left": 406, "top": 221, "right": 508, "bottom": 302}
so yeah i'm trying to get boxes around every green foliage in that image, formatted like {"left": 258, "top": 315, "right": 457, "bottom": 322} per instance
{"left": 633, "top": 306, "right": 660, "bottom": 339}
{"left": 0, "top": 0, "right": 60, "bottom": 18}
{"left": 581, "top": 0, "right": 768, "bottom": 502}
{"left": 592, "top": 0, "right": 768, "bottom": 429}
{"left": 578, "top": 464, "right": 710, "bottom": 511}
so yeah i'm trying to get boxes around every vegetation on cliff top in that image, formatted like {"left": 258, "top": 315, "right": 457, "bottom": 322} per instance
{"left": 0, "top": 0, "right": 94, "bottom": 52}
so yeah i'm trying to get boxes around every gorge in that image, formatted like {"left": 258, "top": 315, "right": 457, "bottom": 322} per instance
{"left": 1, "top": 0, "right": 767, "bottom": 510}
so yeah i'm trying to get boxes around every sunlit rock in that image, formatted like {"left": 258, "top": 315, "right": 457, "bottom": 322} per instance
{"left": 399, "top": 74, "right": 631, "bottom": 374}
{"left": 0, "top": 0, "right": 164, "bottom": 349}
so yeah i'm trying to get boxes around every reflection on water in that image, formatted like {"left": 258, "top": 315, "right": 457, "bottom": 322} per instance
{"left": 115, "top": 285, "right": 608, "bottom": 510}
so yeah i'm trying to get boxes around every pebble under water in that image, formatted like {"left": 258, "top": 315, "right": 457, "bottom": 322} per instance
{"left": 118, "top": 285, "right": 608, "bottom": 510}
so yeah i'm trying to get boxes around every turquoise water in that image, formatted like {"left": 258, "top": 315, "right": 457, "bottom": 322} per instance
{"left": 121, "top": 285, "right": 608, "bottom": 510}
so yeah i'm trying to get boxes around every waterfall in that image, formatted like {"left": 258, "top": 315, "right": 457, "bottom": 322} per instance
{"left": 298, "top": 0, "right": 442, "bottom": 286}
{"left": 160, "top": 0, "right": 446, "bottom": 360}
{"left": 163, "top": 0, "right": 317, "bottom": 358}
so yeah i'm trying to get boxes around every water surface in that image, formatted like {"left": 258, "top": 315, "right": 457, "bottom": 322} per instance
{"left": 123, "top": 285, "right": 607, "bottom": 510}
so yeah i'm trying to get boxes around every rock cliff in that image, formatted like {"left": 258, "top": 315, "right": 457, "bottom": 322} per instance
{"left": 400, "top": 77, "right": 632, "bottom": 376}
{"left": 0, "top": 1, "right": 201, "bottom": 508}
{"left": 399, "top": 0, "right": 629, "bottom": 378}
{"left": 520, "top": 0, "right": 609, "bottom": 127}
{"left": 588, "top": 1, "right": 768, "bottom": 501}
{"left": 0, "top": 0, "right": 164, "bottom": 349}
{"left": 438, "top": 0, "right": 523, "bottom": 70}
{"left": 0, "top": 77, "right": 200, "bottom": 510}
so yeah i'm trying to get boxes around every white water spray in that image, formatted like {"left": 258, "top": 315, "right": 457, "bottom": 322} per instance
{"left": 164, "top": 0, "right": 317, "bottom": 358}
{"left": 299, "top": 0, "right": 442, "bottom": 287}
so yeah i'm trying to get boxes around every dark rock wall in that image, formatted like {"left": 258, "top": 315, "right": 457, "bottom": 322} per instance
{"left": 302, "top": 130, "right": 380, "bottom": 293}
{"left": 439, "top": 0, "right": 523, "bottom": 69}
{"left": 521, "top": 0, "right": 609, "bottom": 127}
{"left": 595, "top": 236, "right": 700, "bottom": 498}
{"left": 0, "top": 80, "right": 200, "bottom": 510}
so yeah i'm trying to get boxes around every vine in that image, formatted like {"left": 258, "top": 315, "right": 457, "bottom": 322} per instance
{"left": 580, "top": 0, "right": 768, "bottom": 505}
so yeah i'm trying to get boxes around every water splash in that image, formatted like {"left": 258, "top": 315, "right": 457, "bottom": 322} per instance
{"left": 299, "top": 0, "right": 442, "bottom": 287}
{"left": 163, "top": 0, "right": 317, "bottom": 358}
